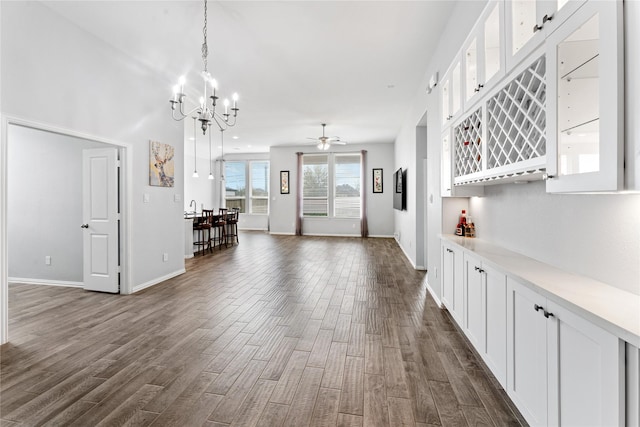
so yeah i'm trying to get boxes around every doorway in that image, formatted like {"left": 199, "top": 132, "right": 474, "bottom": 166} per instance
{"left": 0, "top": 117, "right": 132, "bottom": 344}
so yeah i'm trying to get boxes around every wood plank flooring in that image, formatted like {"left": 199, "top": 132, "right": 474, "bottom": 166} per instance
{"left": 1, "top": 232, "right": 527, "bottom": 426}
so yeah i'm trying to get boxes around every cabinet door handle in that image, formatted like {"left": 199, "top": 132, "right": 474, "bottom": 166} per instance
{"left": 533, "top": 23, "right": 543, "bottom": 33}
{"left": 542, "top": 173, "right": 555, "bottom": 181}
{"left": 544, "top": 311, "right": 554, "bottom": 318}
{"left": 474, "top": 84, "right": 484, "bottom": 93}
{"left": 80, "top": 224, "right": 89, "bottom": 229}
{"left": 542, "top": 14, "right": 553, "bottom": 24}
{"left": 534, "top": 304, "right": 544, "bottom": 312}
{"left": 446, "top": 248, "right": 453, "bottom": 253}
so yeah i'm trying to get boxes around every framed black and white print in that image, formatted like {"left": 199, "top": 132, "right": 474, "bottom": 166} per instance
{"left": 373, "top": 168, "right": 383, "bottom": 193}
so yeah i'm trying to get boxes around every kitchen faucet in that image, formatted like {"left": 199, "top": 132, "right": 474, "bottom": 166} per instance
{"left": 189, "top": 200, "right": 197, "bottom": 213}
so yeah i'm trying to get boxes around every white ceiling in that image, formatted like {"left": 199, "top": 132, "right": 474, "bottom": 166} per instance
{"left": 43, "top": 1, "right": 456, "bottom": 155}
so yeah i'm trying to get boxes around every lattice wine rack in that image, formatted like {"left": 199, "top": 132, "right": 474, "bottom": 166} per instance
{"left": 453, "top": 108, "right": 483, "bottom": 178}
{"left": 486, "top": 56, "right": 546, "bottom": 170}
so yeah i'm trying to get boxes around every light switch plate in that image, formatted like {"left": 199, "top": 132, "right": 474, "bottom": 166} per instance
{"left": 174, "top": 194, "right": 182, "bottom": 202}
{"left": 143, "top": 193, "right": 150, "bottom": 203}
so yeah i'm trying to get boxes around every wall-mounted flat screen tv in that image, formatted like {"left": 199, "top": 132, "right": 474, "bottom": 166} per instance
{"left": 393, "top": 168, "right": 406, "bottom": 211}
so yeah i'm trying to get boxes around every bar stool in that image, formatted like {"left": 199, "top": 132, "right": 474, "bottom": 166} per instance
{"left": 226, "top": 207, "right": 239, "bottom": 245}
{"left": 193, "top": 211, "right": 212, "bottom": 255}
{"left": 210, "top": 212, "right": 225, "bottom": 250}
{"left": 218, "top": 208, "right": 228, "bottom": 248}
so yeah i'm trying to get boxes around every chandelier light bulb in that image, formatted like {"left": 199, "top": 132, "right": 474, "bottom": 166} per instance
{"left": 208, "top": 173, "right": 214, "bottom": 180}
{"left": 224, "top": 98, "right": 229, "bottom": 114}
{"left": 192, "top": 171, "right": 199, "bottom": 178}
{"left": 210, "top": 79, "right": 218, "bottom": 89}
{"left": 199, "top": 96, "right": 205, "bottom": 109}
{"left": 179, "top": 75, "right": 186, "bottom": 85}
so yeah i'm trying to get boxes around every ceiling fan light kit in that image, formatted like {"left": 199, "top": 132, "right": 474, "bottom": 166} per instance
{"left": 309, "top": 123, "right": 346, "bottom": 151}
{"left": 169, "top": 0, "right": 240, "bottom": 136}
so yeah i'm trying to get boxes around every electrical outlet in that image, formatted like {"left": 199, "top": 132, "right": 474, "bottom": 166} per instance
{"left": 163, "top": 253, "right": 169, "bottom": 262}
{"left": 45, "top": 256, "right": 51, "bottom": 265}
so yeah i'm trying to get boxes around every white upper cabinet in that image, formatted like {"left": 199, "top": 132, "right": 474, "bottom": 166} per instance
{"left": 545, "top": 0, "right": 624, "bottom": 192}
{"left": 463, "top": 1, "right": 506, "bottom": 109}
{"left": 441, "top": 58, "right": 462, "bottom": 126}
{"left": 506, "top": 0, "right": 587, "bottom": 71}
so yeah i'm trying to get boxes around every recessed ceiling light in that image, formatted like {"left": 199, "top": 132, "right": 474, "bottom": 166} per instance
{"left": 188, "top": 137, "right": 195, "bottom": 141}
{"left": 232, "top": 135, "right": 239, "bottom": 140}
{"left": 233, "top": 147, "right": 240, "bottom": 150}
{"left": 247, "top": 145, "right": 252, "bottom": 148}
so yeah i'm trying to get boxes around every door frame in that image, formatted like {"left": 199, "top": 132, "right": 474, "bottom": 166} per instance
{"left": 0, "top": 115, "right": 133, "bottom": 344}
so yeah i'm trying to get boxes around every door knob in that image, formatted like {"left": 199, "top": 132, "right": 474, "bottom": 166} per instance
{"left": 80, "top": 224, "right": 89, "bottom": 229}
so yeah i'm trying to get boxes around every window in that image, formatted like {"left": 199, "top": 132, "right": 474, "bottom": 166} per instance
{"left": 250, "top": 161, "right": 269, "bottom": 214}
{"left": 303, "top": 153, "right": 361, "bottom": 218}
{"left": 303, "top": 155, "right": 329, "bottom": 216}
{"left": 224, "top": 160, "right": 270, "bottom": 214}
{"left": 225, "top": 161, "right": 246, "bottom": 212}
{"left": 334, "top": 154, "right": 360, "bottom": 218}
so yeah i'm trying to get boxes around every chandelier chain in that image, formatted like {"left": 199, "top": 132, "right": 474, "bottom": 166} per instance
{"left": 202, "top": 0, "right": 208, "bottom": 72}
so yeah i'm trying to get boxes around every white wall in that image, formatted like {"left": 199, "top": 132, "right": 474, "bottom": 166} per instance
{"left": 269, "top": 143, "right": 394, "bottom": 237}
{"left": 1, "top": 2, "right": 185, "bottom": 292}
{"left": 7, "top": 125, "right": 104, "bottom": 284}
{"left": 395, "top": 0, "right": 640, "bottom": 300}
{"left": 184, "top": 151, "right": 215, "bottom": 213}
{"left": 394, "top": 0, "right": 487, "bottom": 286}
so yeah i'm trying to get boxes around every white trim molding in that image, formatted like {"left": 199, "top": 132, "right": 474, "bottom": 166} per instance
{"left": 8, "top": 278, "right": 84, "bottom": 288}
{"left": 132, "top": 269, "right": 186, "bottom": 294}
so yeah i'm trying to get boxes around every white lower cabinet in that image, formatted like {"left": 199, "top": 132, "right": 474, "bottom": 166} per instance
{"left": 441, "top": 242, "right": 464, "bottom": 325}
{"left": 506, "top": 278, "right": 624, "bottom": 427}
{"left": 463, "top": 253, "right": 507, "bottom": 387}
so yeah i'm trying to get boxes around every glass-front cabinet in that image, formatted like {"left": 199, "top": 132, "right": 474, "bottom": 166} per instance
{"left": 463, "top": 1, "right": 505, "bottom": 109}
{"left": 506, "top": 0, "right": 587, "bottom": 71}
{"left": 545, "top": 0, "right": 623, "bottom": 192}
{"left": 441, "top": 59, "right": 462, "bottom": 127}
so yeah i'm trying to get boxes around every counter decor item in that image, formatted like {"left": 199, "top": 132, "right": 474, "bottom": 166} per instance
{"left": 455, "top": 209, "right": 475, "bottom": 237}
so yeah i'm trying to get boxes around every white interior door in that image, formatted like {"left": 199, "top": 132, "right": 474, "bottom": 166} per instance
{"left": 82, "top": 148, "right": 119, "bottom": 293}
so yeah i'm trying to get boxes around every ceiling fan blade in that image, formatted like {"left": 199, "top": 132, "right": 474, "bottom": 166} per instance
{"left": 306, "top": 137, "right": 319, "bottom": 140}
{"left": 331, "top": 141, "right": 347, "bottom": 145}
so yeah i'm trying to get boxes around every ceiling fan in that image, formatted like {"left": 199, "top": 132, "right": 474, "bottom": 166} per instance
{"left": 308, "top": 123, "right": 346, "bottom": 150}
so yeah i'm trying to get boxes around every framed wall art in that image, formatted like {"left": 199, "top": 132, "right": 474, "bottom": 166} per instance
{"left": 280, "top": 170, "right": 290, "bottom": 194}
{"left": 373, "top": 168, "right": 383, "bottom": 193}
{"left": 149, "top": 141, "right": 175, "bottom": 187}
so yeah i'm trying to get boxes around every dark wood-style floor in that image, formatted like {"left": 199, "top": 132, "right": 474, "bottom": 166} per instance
{"left": 1, "top": 232, "right": 526, "bottom": 426}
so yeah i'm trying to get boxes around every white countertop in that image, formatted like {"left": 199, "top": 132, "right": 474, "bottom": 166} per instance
{"left": 441, "top": 234, "right": 640, "bottom": 347}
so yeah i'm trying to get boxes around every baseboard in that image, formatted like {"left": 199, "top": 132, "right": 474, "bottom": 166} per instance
{"left": 8, "top": 277, "right": 83, "bottom": 288}
{"left": 132, "top": 268, "right": 186, "bottom": 294}
{"left": 426, "top": 279, "right": 442, "bottom": 308}
{"left": 302, "top": 233, "right": 361, "bottom": 238}
{"left": 184, "top": 254, "right": 194, "bottom": 259}
{"left": 368, "top": 234, "right": 395, "bottom": 238}
{"left": 269, "top": 232, "right": 295, "bottom": 236}
{"left": 238, "top": 227, "right": 268, "bottom": 231}
{"left": 394, "top": 238, "right": 417, "bottom": 269}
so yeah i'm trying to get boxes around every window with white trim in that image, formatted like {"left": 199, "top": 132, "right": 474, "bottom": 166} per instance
{"left": 224, "top": 160, "right": 270, "bottom": 214}
{"left": 303, "top": 153, "right": 361, "bottom": 218}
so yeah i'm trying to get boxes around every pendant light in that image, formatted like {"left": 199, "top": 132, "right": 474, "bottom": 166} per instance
{"left": 208, "top": 123, "right": 214, "bottom": 180}
{"left": 192, "top": 117, "right": 199, "bottom": 178}
{"left": 220, "top": 128, "right": 225, "bottom": 181}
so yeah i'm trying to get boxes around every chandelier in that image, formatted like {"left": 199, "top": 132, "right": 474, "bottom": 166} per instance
{"left": 170, "top": 0, "right": 239, "bottom": 135}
